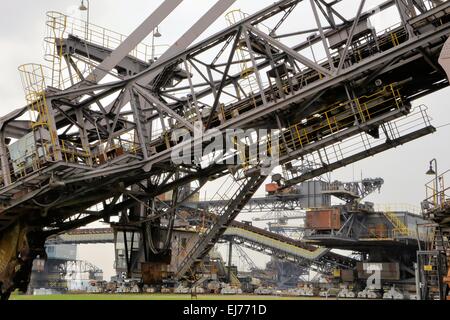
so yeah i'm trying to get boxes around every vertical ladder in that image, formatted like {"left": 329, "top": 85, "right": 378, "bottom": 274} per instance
{"left": 434, "top": 227, "right": 449, "bottom": 297}
{"left": 175, "top": 174, "right": 266, "bottom": 278}
{"left": 434, "top": 227, "right": 447, "bottom": 252}
{"left": 418, "top": 251, "right": 447, "bottom": 300}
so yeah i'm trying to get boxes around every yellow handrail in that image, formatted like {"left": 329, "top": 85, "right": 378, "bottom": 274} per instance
{"left": 383, "top": 211, "right": 411, "bottom": 237}
{"left": 424, "top": 169, "right": 450, "bottom": 212}
{"left": 240, "top": 83, "right": 403, "bottom": 167}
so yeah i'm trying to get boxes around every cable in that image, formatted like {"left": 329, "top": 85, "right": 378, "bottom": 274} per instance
{"left": 31, "top": 194, "right": 62, "bottom": 208}
{"left": 436, "top": 123, "right": 450, "bottom": 129}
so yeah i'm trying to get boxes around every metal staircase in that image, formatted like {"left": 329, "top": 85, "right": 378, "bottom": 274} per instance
{"left": 417, "top": 227, "right": 449, "bottom": 300}
{"left": 434, "top": 227, "right": 448, "bottom": 252}
{"left": 175, "top": 173, "right": 267, "bottom": 279}
{"left": 225, "top": 220, "right": 356, "bottom": 274}
{"left": 1, "top": 0, "right": 450, "bottom": 300}
{"left": 383, "top": 211, "right": 411, "bottom": 237}
{"left": 417, "top": 252, "right": 448, "bottom": 300}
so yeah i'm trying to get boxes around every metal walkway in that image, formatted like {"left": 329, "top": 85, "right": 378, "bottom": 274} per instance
{"left": 1, "top": 0, "right": 449, "bottom": 298}
{"left": 50, "top": 220, "right": 356, "bottom": 275}
{"left": 223, "top": 221, "right": 356, "bottom": 273}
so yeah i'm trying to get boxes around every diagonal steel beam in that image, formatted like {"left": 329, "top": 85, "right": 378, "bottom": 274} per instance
{"left": 245, "top": 25, "right": 333, "bottom": 77}
{"left": 87, "top": 0, "right": 184, "bottom": 83}
{"left": 318, "top": 0, "right": 348, "bottom": 23}
{"left": 50, "top": 1, "right": 300, "bottom": 103}
{"left": 133, "top": 86, "right": 195, "bottom": 132}
{"left": 314, "top": 0, "right": 335, "bottom": 27}
{"left": 205, "top": 28, "right": 241, "bottom": 130}
{"left": 336, "top": 0, "right": 366, "bottom": 74}
{"left": 134, "top": 0, "right": 238, "bottom": 87}
{"left": 103, "top": 0, "right": 238, "bottom": 113}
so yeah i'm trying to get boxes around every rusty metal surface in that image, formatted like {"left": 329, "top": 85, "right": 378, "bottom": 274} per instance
{"left": 0, "top": 223, "right": 31, "bottom": 299}
{"left": 141, "top": 262, "right": 169, "bottom": 285}
{"left": 265, "top": 183, "right": 279, "bottom": 193}
{"left": 306, "top": 209, "right": 341, "bottom": 230}
{"left": 356, "top": 262, "right": 400, "bottom": 281}
{"left": 340, "top": 269, "right": 355, "bottom": 282}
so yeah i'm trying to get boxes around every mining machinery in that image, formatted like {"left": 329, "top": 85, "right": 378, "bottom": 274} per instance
{"left": 419, "top": 168, "right": 450, "bottom": 299}
{"left": 0, "top": 0, "right": 450, "bottom": 299}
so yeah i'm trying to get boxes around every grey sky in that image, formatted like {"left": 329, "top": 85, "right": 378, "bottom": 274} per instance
{"left": 2, "top": 0, "right": 450, "bottom": 280}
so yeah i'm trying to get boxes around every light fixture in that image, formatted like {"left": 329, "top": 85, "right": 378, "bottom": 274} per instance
{"left": 79, "top": 0, "right": 88, "bottom": 11}
{"left": 426, "top": 164, "right": 436, "bottom": 176}
{"left": 426, "top": 159, "right": 437, "bottom": 176}
{"left": 154, "top": 26, "right": 162, "bottom": 38}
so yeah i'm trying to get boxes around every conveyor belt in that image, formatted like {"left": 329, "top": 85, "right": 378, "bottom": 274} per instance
{"left": 225, "top": 227, "right": 328, "bottom": 260}
{"left": 226, "top": 221, "right": 356, "bottom": 269}
{"left": 51, "top": 221, "right": 356, "bottom": 270}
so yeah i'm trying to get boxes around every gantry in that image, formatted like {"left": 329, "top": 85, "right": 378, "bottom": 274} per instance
{"left": 0, "top": 0, "right": 449, "bottom": 299}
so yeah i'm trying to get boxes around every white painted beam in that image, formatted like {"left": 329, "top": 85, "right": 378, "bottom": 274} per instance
{"left": 135, "top": 0, "right": 237, "bottom": 87}
{"left": 87, "top": 0, "right": 185, "bottom": 84}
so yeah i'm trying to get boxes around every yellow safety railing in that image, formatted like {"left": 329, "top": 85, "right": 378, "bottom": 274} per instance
{"left": 239, "top": 83, "right": 403, "bottom": 168}
{"left": 60, "top": 140, "right": 91, "bottom": 164}
{"left": 45, "top": 11, "right": 70, "bottom": 89}
{"left": 211, "top": 21, "right": 410, "bottom": 125}
{"left": 375, "top": 203, "right": 422, "bottom": 215}
{"left": 10, "top": 64, "right": 147, "bottom": 178}
{"left": 46, "top": 11, "right": 168, "bottom": 64}
{"left": 88, "top": 132, "right": 142, "bottom": 165}
{"left": 383, "top": 211, "right": 411, "bottom": 237}
{"left": 18, "top": 63, "right": 60, "bottom": 160}
{"left": 7, "top": 142, "right": 45, "bottom": 178}
{"left": 230, "top": 272, "right": 241, "bottom": 286}
{"left": 390, "top": 32, "right": 400, "bottom": 47}
{"left": 361, "top": 228, "right": 431, "bottom": 241}
{"left": 424, "top": 169, "right": 450, "bottom": 213}
{"left": 44, "top": 11, "right": 169, "bottom": 90}
{"left": 7, "top": 130, "right": 143, "bottom": 177}
{"left": 361, "top": 209, "right": 432, "bottom": 241}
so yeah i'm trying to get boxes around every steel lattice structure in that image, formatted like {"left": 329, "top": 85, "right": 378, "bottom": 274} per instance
{"left": 0, "top": 0, "right": 449, "bottom": 299}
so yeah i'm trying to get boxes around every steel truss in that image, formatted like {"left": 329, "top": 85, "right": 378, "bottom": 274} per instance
{"left": 0, "top": 0, "right": 449, "bottom": 298}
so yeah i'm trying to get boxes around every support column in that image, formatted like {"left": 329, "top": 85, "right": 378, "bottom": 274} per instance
{"left": 75, "top": 108, "right": 92, "bottom": 166}
{"left": 395, "top": 0, "right": 415, "bottom": 38}
{"left": 0, "top": 132, "right": 11, "bottom": 186}
{"left": 227, "top": 238, "right": 233, "bottom": 283}
{"left": 45, "top": 98, "right": 63, "bottom": 162}
{"left": 415, "top": 262, "right": 421, "bottom": 300}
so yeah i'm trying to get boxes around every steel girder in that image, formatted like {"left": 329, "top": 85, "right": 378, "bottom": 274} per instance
{"left": 0, "top": 0, "right": 449, "bottom": 297}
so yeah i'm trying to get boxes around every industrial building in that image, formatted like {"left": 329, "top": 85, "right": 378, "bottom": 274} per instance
{"left": 29, "top": 242, "right": 103, "bottom": 294}
{"left": 0, "top": 0, "right": 449, "bottom": 300}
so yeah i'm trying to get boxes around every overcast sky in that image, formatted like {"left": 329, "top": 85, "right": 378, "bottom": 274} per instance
{"left": 2, "top": 0, "right": 450, "bottom": 280}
